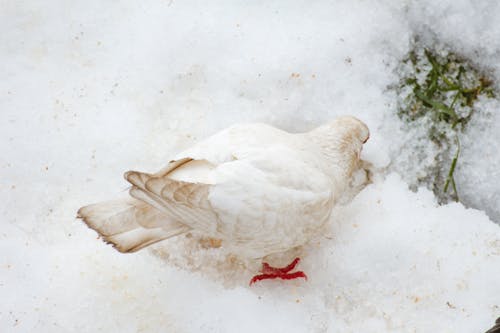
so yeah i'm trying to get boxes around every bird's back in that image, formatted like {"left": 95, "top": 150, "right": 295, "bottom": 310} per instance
{"left": 157, "top": 123, "right": 338, "bottom": 257}
{"left": 79, "top": 118, "right": 368, "bottom": 258}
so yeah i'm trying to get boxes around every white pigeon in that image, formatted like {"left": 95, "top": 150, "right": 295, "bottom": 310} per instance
{"left": 78, "top": 116, "right": 369, "bottom": 282}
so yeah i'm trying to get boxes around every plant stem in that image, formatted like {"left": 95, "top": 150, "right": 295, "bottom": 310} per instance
{"left": 443, "top": 137, "right": 460, "bottom": 201}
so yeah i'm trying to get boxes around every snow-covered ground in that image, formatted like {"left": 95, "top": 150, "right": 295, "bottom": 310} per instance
{"left": 1, "top": 1, "right": 499, "bottom": 332}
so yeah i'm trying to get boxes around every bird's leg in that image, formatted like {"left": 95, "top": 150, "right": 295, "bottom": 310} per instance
{"left": 249, "top": 257, "right": 308, "bottom": 285}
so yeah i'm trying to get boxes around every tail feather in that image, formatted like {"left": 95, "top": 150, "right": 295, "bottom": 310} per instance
{"left": 105, "top": 224, "right": 189, "bottom": 253}
{"left": 77, "top": 198, "right": 190, "bottom": 253}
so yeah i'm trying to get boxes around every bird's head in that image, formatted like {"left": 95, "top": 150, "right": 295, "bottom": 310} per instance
{"left": 330, "top": 115, "right": 370, "bottom": 147}
{"left": 308, "top": 116, "right": 370, "bottom": 176}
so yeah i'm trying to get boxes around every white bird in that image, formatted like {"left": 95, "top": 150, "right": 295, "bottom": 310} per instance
{"left": 78, "top": 116, "right": 369, "bottom": 283}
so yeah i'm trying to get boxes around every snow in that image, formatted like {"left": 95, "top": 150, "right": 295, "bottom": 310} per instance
{"left": 1, "top": 0, "right": 499, "bottom": 332}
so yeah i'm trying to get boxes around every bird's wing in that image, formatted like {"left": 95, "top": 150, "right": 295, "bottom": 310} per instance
{"left": 124, "top": 167, "right": 221, "bottom": 235}
{"left": 120, "top": 124, "right": 282, "bottom": 237}
{"left": 124, "top": 123, "right": 334, "bottom": 241}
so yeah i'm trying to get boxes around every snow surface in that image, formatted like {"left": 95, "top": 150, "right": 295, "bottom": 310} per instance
{"left": 1, "top": 0, "right": 500, "bottom": 332}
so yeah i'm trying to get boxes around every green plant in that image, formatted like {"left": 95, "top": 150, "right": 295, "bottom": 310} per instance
{"left": 397, "top": 46, "right": 494, "bottom": 202}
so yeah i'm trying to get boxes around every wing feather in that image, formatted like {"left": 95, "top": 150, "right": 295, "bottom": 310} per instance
{"left": 124, "top": 168, "right": 220, "bottom": 235}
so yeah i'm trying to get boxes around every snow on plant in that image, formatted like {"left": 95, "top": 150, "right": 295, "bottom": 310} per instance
{"left": 395, "top": 39, "right": 495, "bottom": 203}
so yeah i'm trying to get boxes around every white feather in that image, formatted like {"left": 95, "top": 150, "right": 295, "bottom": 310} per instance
{"left": 78, "top": 116, "right": 369, "bottom": 258}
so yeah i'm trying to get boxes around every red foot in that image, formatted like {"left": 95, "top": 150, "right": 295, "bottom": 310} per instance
{"left": 249, "top": 257, "right": 308, "bottom": 285}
